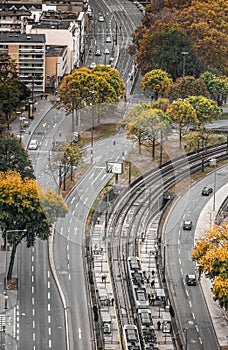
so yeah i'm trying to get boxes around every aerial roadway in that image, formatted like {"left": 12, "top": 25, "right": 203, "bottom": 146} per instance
{"left": 163, "top": 164, "right": 228, "bottom": 350}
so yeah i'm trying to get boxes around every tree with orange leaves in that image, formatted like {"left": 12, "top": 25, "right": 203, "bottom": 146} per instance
{"left": 192, "top": 223, "right": 228, "bottom": 310}
{"left": 0, "top": 171, "right": 68, "bottom": 282}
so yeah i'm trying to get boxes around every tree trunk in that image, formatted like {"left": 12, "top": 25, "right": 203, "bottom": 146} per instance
{"left": 152, "top": 137, "right": 155, "bottom": 160}
{"left": 7, "top": 241, "right": 19, "bottom": 281}
{"left": 138, "top": 139, "right": 141, "bottom": 154}
{"left": 179, "top": 127, "right": 182, "bottom": 149}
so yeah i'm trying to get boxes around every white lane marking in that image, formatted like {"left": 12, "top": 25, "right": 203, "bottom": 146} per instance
{"left": 33, "top": 320, "right": 35, "bottom": 328}
{"left": 101, "top": 173, "right": 106, "bottom": 180}
{"left": 199, "top": 337, "right": 203, "bottom": 344}
{"left": 42, "top": 123, "right": 47, "bottom": 128}
{"left": 186, "top": 289, "right": 189, "bottom": 297}
{"left": 49, "top": 339, "right": 52, "bottom": 348}
{"left": 31, "top": 275, "right": 34, "bottom": 283}
{"left": 67, "top": 254, "right": 70, "bottom": 261}
{"left": 70, "top": 197, "right": 75, "bottom": 204}
{"left": 32, "top": 286, "right": 34, "bottom": 294}
{"left": 189, "top": 300, "right": 192, "bottom": 308}
{"left": 48, "top": 315, "right": 51, "bottom": 323}
{"left": 53, "top": 123, "right": 57, "bottom": 128}
{"left": 68, "top": 226, "right": 70, "bottom": 233}
{"left": 48, "top": 281, "right": 50, "bottom": 288}
{"left": 32, "top": 308, "right": 35, "bottom": 316}
{"left": 74, "top": 227, "right": 77, "bottom": 235}
{"left": 49, "top": 328, "right": 51, "bottom": 336}
{"left": 192, "top": 313, "right": 195, "bottom": 320}
{"left": 32, "top": 297, "right": 34, "bottom": 305}
{"left": 32, "top": 265, "right": 34, "bottom": 272}
{"left": 48, "top": 304, "right": 50, "bottom": 311}
{"left": 78, "top": 328, "right": 81, "bottom": 339}
{"left": 72, "top": 210, "right": 75, "bottom": 215}
{"left": 48, "top": 292, "right": 50, "bottom": 299}
{"left": 89, "top": 173, "right": 94, "bottom": 179}
{"left": 84, "top": 197, "right": 88, "bottom": 204}
{"left": 48, "top": 271, "right": 50, "bottom": 278}
{"left": 60, "top": 227, "right": 63, "bottom": 235}
{"left": 195, "top": 325, "right": 199, "bottom": 332}
{"left": 32, "top": 255, "right": 34, "bottom": 262}
{"left": 67, "top": 244, "right": 69, "bottom": 251}
{"left": 33, "top": 333, "right": 35, "bottom": 341}
{"left": 91, "top": 170, "right": 104, "bottom": 185}
{"left": 180, "top": 268, "right": 183, "bottom": 275}
{"left": 179, "top": 258, "right": 181, "bottom": 265}
{"left": 69, "top": 274, "right": 71, "bottom": 280}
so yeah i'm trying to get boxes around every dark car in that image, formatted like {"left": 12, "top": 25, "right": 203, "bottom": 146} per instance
{"left": 183, "top": 220, "right": 192, "bottom": 230}
{"left": 185, "top": 274, "right": 197, "bottom": 286}
{"left": 202, "top": 186, "right": 213, "bottom": 196}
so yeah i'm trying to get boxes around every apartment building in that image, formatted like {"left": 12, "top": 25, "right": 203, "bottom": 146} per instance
{"left": 0, "top": 32, "right": 46, "bottom": 92}
{"left": 0, "top": 0, "right": 89, "bottom": 90}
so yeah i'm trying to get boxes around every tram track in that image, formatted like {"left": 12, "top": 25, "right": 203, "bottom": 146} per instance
{"left": 105, "top": 143, "right": 228, "bottom": 348}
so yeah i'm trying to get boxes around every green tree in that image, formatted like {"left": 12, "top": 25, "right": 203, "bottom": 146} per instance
{"left": 141, "top": 69, "right": 173, "bottom": 100}
{"left": 0, "top": 138, "right": 34, "bottom": 178}
{"left": 186, "top": 95, "right": 220, "bottom": 125}
{"left": 62, "top": 144, "right": 83, "bottom": 180}
{"left": 192, "top": 223, "right": 228, "bottom": 310}
{"left": 200, "top": 72, "right": 228, "bottom": 106}
{"left": 167, "top": 100, "right": 197, "bottom": 148}
{"left": 0, "top": 171, "right": 68, "bottom": 281}
{"left": 135, "top": 25, "right": 204, "bottom": 79}
{"left": 0, "top": 54, "right": 30, "bottom": 123}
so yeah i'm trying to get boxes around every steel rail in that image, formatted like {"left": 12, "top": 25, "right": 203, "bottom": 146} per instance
{"left": 105, "top": 143, "right": 228, "bottom": 349}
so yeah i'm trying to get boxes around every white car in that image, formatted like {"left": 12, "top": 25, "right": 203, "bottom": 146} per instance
{"left": 98, "top": 15, "right": 104, "bottom": 22}
{"left": 106, "top": 37, "right": 111, "bottom": 43}
{"left": 95, "top": 49, "right": 101, "bottom": 56}
{"left": 28, "top": 140, "right": 38, "bottom": 150}
{"left": 89, "top": 62, "right": 96, "bottom": 69}
{"left": 104, "top": 49, "right": 110, "bottom": 55}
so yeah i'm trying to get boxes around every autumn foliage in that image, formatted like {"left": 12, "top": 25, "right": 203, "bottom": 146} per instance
{"left": 192, "top": 223, "right": 228, "bottom": 310}
{"left": 130, "top": 0, "right": 228, "bottom": 77}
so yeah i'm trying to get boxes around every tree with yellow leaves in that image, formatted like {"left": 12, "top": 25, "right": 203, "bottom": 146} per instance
{"left": 0, "top": 171, "right": 68, "bottom": 282}
{"left": 192, "top": 223, "right": 228, "bottom": 310}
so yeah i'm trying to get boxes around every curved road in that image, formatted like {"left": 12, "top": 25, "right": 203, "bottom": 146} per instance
{"left": 163, "top": 165, "right": 228, "bottom": 350}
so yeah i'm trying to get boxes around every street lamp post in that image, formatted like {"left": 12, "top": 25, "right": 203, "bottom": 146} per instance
{"left": 210, "top": 158, "right": 217, "bottom": 212}
{"left": 90, "top": 90, "right": 95, "bottom": 148}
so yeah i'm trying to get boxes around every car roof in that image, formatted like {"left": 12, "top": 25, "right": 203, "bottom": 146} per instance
{"left": 184, "top": 220, "right": 192, "bottom": 224}
{"left": 187, "top": 274, "right": 196, "bottom": 279}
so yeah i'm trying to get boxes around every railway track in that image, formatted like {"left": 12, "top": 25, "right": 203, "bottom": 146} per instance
{"left": 105, "top": 143, "right": 228, "bottom": 348}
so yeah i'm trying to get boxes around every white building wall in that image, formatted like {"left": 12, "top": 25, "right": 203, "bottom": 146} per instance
{"left": 27, "top": 25, "right": 80, "bottom": 73}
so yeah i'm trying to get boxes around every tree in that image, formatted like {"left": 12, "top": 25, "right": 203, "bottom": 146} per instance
{"left": 0, "top": 138, "right": 34, "bottom": 179}
{"left": 62, "top": 144, "right": 84, "bottom": 180}
{"left": 122, "top": 104, "right": 152, "bottom": 154}
{"left": 130, "top": 0, "right": 228, "bottom": 76}
{"left": 0, "top": 54, "right": 30, "bottom": 122}
{"left": 0, "top": 171, "right": 68, "bottom": 281}
{"left": 151, "top": 98, "right": 170, "bottom": 112}
{"left": 139, "top": 108, "right": 172, "bottom": 160}
{"left": 167, "top": 100, "right": 197, "bottom": 148}
{"left": 167, "top": 76, "right": 208, "bottom": 101}
{"left": 135, "top": 25, "right": 204, "bottom": 79}
{"left": 186, "top": 95, "right": 220, "bottom": 125}
{"left": 58, "top": 67, "right": 119, "bottom": 135}
{"left": 192, "top": 223, "right": 228, "bottom": 310}
{"left": 200, "top": 72, "right": 228, "bottom": 106}
{"left": 141, "top": 69, "right": 172, "bottom": 100}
